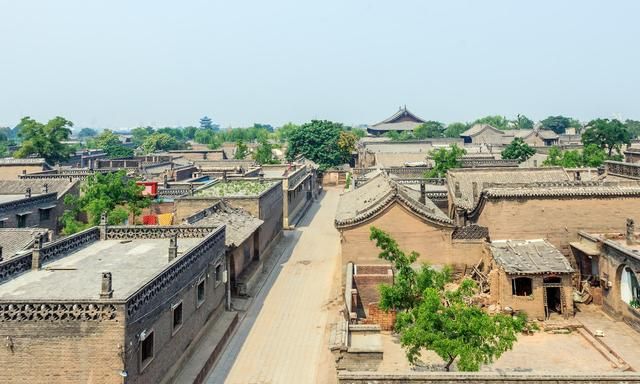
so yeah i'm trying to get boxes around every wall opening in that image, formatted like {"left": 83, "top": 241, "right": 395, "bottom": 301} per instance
{"left": 512, "top": 277, "right": 533, "bottom": 296}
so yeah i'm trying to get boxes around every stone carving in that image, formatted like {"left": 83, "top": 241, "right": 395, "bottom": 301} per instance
{"left": 0, "top": 255, "right": 32, "bottom": 284}
{"left": 606, "top": 161, "right": 640, "bottom": 179}
{"left": 126, "top": 228, "right": 225, "bottom": 319}
{"left": 0, "top": 303, "right": 117, "bottom": 322}
{"left": 105, "top": 226, "right": 217, "bottom": 240}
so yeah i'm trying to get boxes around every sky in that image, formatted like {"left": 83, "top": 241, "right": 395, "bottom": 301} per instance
{"left": 1, "top": 0, "right": 639, "bottom": 130}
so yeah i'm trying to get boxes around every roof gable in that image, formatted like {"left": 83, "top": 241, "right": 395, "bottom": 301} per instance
{"left": 372, "top": 106, "right": 426, "bottom": 127}
{"left": 460, "top": 124, "right": 504, "bottom": 137}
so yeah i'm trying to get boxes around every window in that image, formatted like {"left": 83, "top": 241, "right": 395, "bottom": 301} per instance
{"left": 39, "top": 208, "right": 50, "bottom": 222}
{"left": 0, "top": 220, "right": 4, "bottom": 228}
{"left": 172, "top": 302, "right": 183, "bottom": 334}
{"left": 215, "top": 264, "right": 223, "bottom": 285}
{"left": 140, "top": 330, "right": 154, "bottom": 369}
{"left": 197, "top": 279, "right": 206, "bottom": 307}
{"left": 16, "top": 214, "right": 27, "bottom": 228}
{"left": 512, "top": 277, "right": 533, "bottom": 296}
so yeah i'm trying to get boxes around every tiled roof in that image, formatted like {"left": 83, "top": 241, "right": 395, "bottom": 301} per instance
{"left": 374, "top": 153, "right": 431, "bottom": 168}
{"left": 484, "top": 181, "right": 640, "bottom": 199}
{"left": 447, "top": 167, "right": 570, "bottom": 209}
{"left": 335, "top": 173, "right": 453, "bottom": 228}
{"left": 185, "top": 201, "right": 263, "bottom": 247}
{"left": 452, "top": 225, "right": 489, "bottom": 240}
{"left": 368, "top": 121, "right": 423, "bottom": 132}
{"left": 0, "top": 228, "right": 49, "bottom": 260}
{"left": 371, "top": 107, "right": 426, "bottom": 127}
{"left": 460, "top": 124, "right": 503, "bottom": 137}
{"left": 0, "top": 179, "right": 76, "bottom": 196}
{"left": 490, "top": 239, "right": 574, "bottom": 275}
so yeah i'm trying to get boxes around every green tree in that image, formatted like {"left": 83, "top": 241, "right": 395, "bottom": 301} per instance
{"left": 625, "top": 120, "right": 640, "bottom": 139}
{"left": 234, "top": 139, "right": 249, "bottom": 159}
{"left": 276, "top": 122, "right": 299, "bottom": 143}
{"left": 512, "top": 114, "right": 534, "bottom": 129}
{"left": 473, "top": 115, "right": 509, "bottom": 130}
{"left": 425, "top": 144, "right": 466, "bottom": 178}
{"left": 62, "top": 170, "right": 150, "bottom": 234}
{"left": 142, "top": 133, "right": 186, "bottom": 154}
{"left": 542, "top": 145, "right": 608, "bottom": 168}
{"left": 582, "top": 118, "right": 630, "bottom": 157}
{"left": 77, "top": 127, "right": 98, "bottom": 139}
{"left": 14, "top": 116, "right": 73, "bottom": 164}
{"left": 286, "top": 120, "right": 351, "bottom": 169}
{"left": 414, "top": 121, "right": 445, "bottom": 139}
{"left": 369, "top": 227, "right": 524, "bottom": 371}
{"left": 91, "top": 129, "right": 134, "bottom": 158}
{"left": 582, "top": 144, "right": 607, "bottom": 167}
{"left": 540, "top": 116, "right": 581, "bottom": 134}
{"left": 386, "top": 130, "right": 414, "bottom": 141}
{"left": 131, "top": 126, "right": 154, "bottom": 146}
{"left": 254, "top": 138, "right": 278, "bottom": 164}
{"left": 501, "top": 137, "right": 535, "bottom": 163}
{"left": 337, "top": 131, "right": 358, "bottom": 155}
{"left": 444, "top": 122, "right": 469, "bottom": 138}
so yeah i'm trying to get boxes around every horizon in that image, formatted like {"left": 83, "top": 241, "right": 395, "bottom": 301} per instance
{"left": 1, "top": 0, "right": 639, "bottom": 129}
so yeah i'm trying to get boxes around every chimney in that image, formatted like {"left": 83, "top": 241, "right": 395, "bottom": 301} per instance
{"left": 25, "top": 188, "right": 31, "bottom": 198}
{"left": 168, "top": 235, "right": 178, "bottom": 262}
{"left": 533, "top": 159, "right": 538, "bottom": 167}
{"left": 163, "top": 174, "right": 169, "bottom": 189}
{"left": 0, "top": 246, "right": 3, "bottom": 262}
{"left": 575, "top": 171, "right": 581, "bottom": 181}
{"left": 22, "top": 169, "right": 26, "bottom": 175}
{"left": 472, "top": 182, "right": 478, "bottom": 201}
{"left": 626, "top": 218, "right": 635, "bottom": 245}
{"left": 454, "top": 182, "right": 461, "bottom": 198}
{"left": 100, "top": 272, "right": 113, "bottom": 299}
{"left": 42, "top": 183, "right": 49, "bottom": 194}
{"left": 455, "top": 207, "right": 466, "bottom": 227}
{"left": 222, "top": 170, "right": 228, "bottom": 182}
{"left": 258, "top": 170, "right": 265, "bottom": 183}
{"left": 419, "top": 182, "right": 426, "bottom": 204}
{"left": 31, "top": 233, "right": 43, "bottom": 270}
{"left": 99, "top": 211, "right": 108, "bottom": 240}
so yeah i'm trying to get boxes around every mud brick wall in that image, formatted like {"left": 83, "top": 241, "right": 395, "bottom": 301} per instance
{"left": 363, "top": 303, "right": 396, "bottom": 331}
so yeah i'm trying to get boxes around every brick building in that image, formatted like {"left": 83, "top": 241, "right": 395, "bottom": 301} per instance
{"left": 0, "top": 158, "right": 51, "bottom": 180}
{"left": 261, "top": 163, "right": 318, "bottom": 228}
{"left": 0, "top": 220, "right": 227, "bottom": 384}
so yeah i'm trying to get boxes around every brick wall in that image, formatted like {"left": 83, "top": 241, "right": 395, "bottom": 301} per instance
{"left": 363, "top": 304, "right": 396, "bottom": 331}
{"left": 0, "top": 306, "right": 126, "bottom": 384}
{"left": 0, "top": 165, "right": 46, "bottom": 180}
{"left": 255, "top": 184, "right": 283, "bottom": 253}
{"left": 174, "top": 198, "right": 220, "bottom": 223}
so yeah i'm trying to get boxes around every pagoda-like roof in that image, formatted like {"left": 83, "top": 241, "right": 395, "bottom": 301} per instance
{"left": 369, "top": 106, "right": 426, "bottom": 133}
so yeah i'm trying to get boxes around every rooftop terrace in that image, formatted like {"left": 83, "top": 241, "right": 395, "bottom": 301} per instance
{"left": 195, "top": 180, "right": 278, "bottom": 197}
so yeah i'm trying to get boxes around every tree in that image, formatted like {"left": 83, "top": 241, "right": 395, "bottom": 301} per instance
{"left": 254, "top": 138, "right": 278, "bottom": 164}
{"left": 625, "top": 120, "right": 640, "bottom": 139}
{"left": 77, "top": 127, "right": 98, "bottom": 139}
{"left": 131, "top": 126, "right": 154, "bottom": 146}
{"left": 386, "top": 130, "right": 414, "bottom": 141}
{"left": 286, "top": 120, "right": 351, "bottom": 169}
{"left": 276, "top": 122, "right": 299, "bottom": 143}
{"left": 501, "top": 137, "right": 535, "bottom": 163}
{"left": 414, "top": 121, "right": 445, "bottom": 139}
{"left": 512, "top": 114, "right": 534, "bottom": 129}
{"left": 142, "top": 133, "right": 185, "bottom": 154}
{"left": 582, "top": 118, "right": 630, "bottom": 157}
{"left": 337, "top": 131, "right": 358, "bottom": 155}
{"left": 369, "top": 227, "right": 524, "bottom": 371}
{"left": 473, "top": 115, "right": 509, "bottom": 130}
{"left": 91, "top": 129, "right": 133, "bottom": 158}
{"left": 425, "top": 144, "right": 466, "bottom": 178}
{"left": 540, "top": 116, "right": 581, "bottom": 134}
{"left": 62, "top": 170, "right": 150, "bottom": 234}
{"left": 234, "top": 139, "right": 249, "bottom": 159}
{"left": 444, "top": 122, "right": 469, "bottom": 138}
{"left": 542, "top": 144, "right": 607, "bottom": 168}
{"left": 14, "top": 116, "right": 73, "bottom": 164}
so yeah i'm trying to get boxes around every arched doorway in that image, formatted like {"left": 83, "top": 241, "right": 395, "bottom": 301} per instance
{"left": 619, "top": 265, "right": 639, "bottom": 306}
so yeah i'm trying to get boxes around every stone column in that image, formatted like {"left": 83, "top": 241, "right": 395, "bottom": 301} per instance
{"left": 168, "top": 235, "right": 178, "bottom": 262}
{"left": 31, "top": 233, "right": 43, "bottom": 270}
{"left": 100, "top": 272, "right": 113, "bottom": 299}
{"left": 99, "top": 211, "right": 108, "bottom": 240}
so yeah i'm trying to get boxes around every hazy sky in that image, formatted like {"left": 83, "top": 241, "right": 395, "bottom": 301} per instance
{"left": 1, "top": 0, "right": 639, "bottom": 129}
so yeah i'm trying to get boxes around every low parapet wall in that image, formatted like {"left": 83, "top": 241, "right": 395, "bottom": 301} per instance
{"left": 337, "top": 372, "right": 640, "bottom": 384}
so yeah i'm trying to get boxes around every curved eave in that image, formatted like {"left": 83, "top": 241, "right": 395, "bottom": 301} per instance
{"left": 335, "top": 195, "right": 454, "bottom": 230}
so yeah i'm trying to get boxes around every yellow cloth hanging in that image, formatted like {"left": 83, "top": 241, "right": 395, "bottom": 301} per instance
{"left": 157, "top": 213, "right": 174, "bottom": 226}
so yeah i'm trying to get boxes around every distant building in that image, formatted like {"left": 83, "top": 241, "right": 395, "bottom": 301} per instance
{"left": 367, "top": 106, "right": 426, "bottom": 136}
{"left": 0, "top": 158, "right": 51, "bottom": 180}
{"left": 460, "top": 124, "right": 558, "bottom": 147}
{"left": 0, "top": 220, "right": 227, "bottom": 383}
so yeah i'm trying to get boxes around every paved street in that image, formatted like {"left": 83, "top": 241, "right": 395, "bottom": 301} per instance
{"left": 206, "top": 188, "right": 342, "bottom": 384}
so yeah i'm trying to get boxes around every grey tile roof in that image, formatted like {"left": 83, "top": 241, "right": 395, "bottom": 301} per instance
{"left": 452, "top": 225, "right": 489, "bottom": 240}
{"left": 460, "top": 124, "right": 503, "bottom": 137}
{"left": 335, "top": 172, "right": 453, "bottom": 228}
{"left": 447, "top": 167, "right": 570, "bottom": 209}
{"left": 490, "top": 239, "right": 574, "bottom": 274}
{"left": 371, "top": 107, "right": 426, "bottom": 127}
{"left": 186, "top": 202, "right": 263, "bottom": 247}
{"left": 484, "top": 181, "right": 640, "bottom": 199}
{"left": 0, "top": 228, "right": 49, "bottom": 260}
{"left": 0, "top": 179, "right": 76, "bottom": 195}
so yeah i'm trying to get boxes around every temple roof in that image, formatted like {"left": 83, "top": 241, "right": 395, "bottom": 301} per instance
{"left": 447, "top": 167, "right": 570, "bottom": 210}
{"left": 335, "top": 172, "right": 453, "bottom": 228}
{"left": 369, "top": 106, "right": 426, "bottom": 132}
{"left": 490, "top": 240, "right": 574, "bottom": 275}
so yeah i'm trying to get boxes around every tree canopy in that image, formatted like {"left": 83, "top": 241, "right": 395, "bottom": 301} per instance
{"left": 90, "top": 129, "right": 134, "bottom": 158}
{"left": 62, "top": 170, "right": 150, "bottom": 234}
{"left": 14, "top": 116, "right": 73, "bottom": 164}
{"left": 254, "top": 138, "right": 278, "bottom": 164}
{"left": 540, "top": 116, "right": 581, "bottom": 134}
{"left": 501, "top": 137, "right": 535, "bottom": 163}
{"left": 473, "top": 115, "right": 510, "bottom": 130}
{"left": 369, "top": 227, "right": 524, "bottom": 371}
{"left": 512, "top": 114, "right": 534, "bottom": 129}
{"left": 234, "top": 139, "right": 249, "bottom": 159}
{"left": 141, "top": 133, "right": 187, "bottom": 154}
{"left": 582, "top": 118, "right": 630, "bottom": 157}
{"left": 425, "top": 144, "right": 466, "bottom": 178}
{"left": 542, "top": 144, "right": 607, "bottom": 168}
{"left": 444, "top": 122, "right": 469, "bottom": 138}
{"left": 286, "top": 120, "right": 352, "bottom": 170}
{"left": 77, "top": 127, "right": 98, "bottom": 139}
{"left": 414, "top": 121, "right": 445, "bottom": 139}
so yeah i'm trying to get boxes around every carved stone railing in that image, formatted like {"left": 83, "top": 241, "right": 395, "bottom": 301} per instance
{"left": 158, "top": 188, "right": 191, "bottom": 198}
{"left": 19, "top": 172, "right": 95, "bottom": 180}
{"left": 461, "top": 158, "right": 519, "bottom": 168}
{"left": 40, "top": 227, "right": 100, "bottom": 265}
{"left": 606, "top": 160, "right": 640, "bottom": 180}
{"left": 0, "top": 158, "right": 47, "bottom": 165}
{"left": 0, "top": 193, "right": 57, "bottom": 215}
{"left": 125, "top": 227, "right": 225, "bottom": 319}
{"left": 0, "top": 302, "right": 118, "bottom": 322}
{"left": 0, "top": 255, "right": 32, "bottom": 284}
{"left": 393, "top": 178, "right": 446, "bottom": 185}
{"left": 104, "top": 225, "right": 218, "bottom": 240}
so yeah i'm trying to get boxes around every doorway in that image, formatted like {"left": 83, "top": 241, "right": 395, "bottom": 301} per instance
{"left": 546, "top": 287, "right": 562, "bottom": 315}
